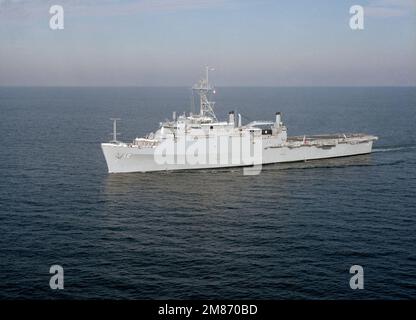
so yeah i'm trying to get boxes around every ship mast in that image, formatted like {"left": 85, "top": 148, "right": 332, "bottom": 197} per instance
{"left": 192, "top": 66, "right": 217, "bottom": 121}
{"left": 110, "top": 118, "right": 120, "bottom": 143}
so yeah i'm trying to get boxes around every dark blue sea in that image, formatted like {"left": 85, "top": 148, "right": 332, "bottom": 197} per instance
{"left": 0, "top": 87, "right": 415, "bottom": 299}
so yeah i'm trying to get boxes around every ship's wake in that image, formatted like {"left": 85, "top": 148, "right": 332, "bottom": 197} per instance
{"left": 373, "top": 146, "right": 416, "bottom": 153}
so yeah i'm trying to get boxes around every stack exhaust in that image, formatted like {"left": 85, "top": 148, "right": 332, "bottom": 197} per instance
{"left": 229, "top": 111, "right": 235, "bottom": 126}
{"left": 275, "top": 112, "right": 281, "bottom": 128}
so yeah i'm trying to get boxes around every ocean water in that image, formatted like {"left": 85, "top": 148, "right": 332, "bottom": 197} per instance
{"left": 0, "top": 87, "right": 415, "bottom": 299}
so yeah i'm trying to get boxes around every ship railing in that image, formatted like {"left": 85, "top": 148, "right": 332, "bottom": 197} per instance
{"left": 289, "top": 133, "right": 370, "bottom": 141}
{"left": 287, "top": 133, "right": 375, "bottom": 147}
{"left": 131, "top": 138, "right": 159, "bottom": 148}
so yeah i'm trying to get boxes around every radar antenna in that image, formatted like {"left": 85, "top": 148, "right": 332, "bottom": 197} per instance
{"left": 192, "top": 66, "right": 217, "bottom": 121}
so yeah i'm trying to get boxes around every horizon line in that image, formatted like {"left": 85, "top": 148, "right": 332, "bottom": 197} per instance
{"left": 1, "top": 85, "right": 415, "bottom": 88}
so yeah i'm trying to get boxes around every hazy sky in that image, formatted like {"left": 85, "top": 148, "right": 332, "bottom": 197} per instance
{"left": 0, "top": 0, "right": 415, "bottom": 86}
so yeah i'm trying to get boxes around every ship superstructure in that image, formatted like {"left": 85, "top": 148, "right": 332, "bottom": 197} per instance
{"left": 101, "top": 68, "right": 377, "bottom": 173}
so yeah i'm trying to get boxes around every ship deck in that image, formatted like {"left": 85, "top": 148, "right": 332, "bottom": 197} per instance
{"left": 288, "top": 133, "right": 373, "bottom": 142}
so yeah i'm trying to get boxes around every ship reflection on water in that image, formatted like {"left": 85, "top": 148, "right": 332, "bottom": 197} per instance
{"left": 95, "top": 154, "right": 383, "bottom": 299}
{"left": 102, "top": 154, "right": 374, "bottom": 202}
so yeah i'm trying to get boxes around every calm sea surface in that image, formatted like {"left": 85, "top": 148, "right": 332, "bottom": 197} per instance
{"left": 0, "top": 87, "right": 415, "bottom": 299}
